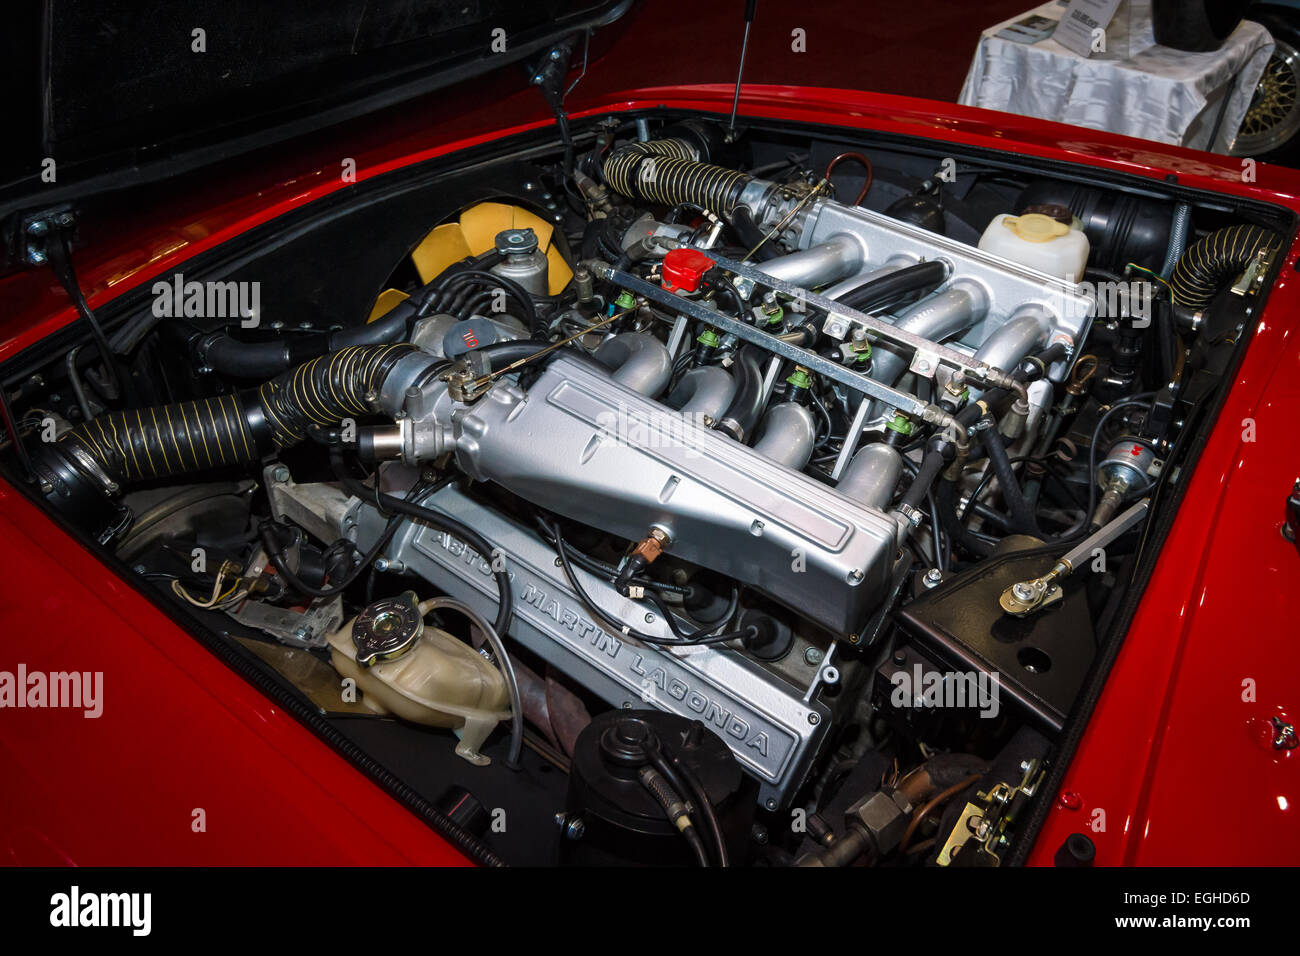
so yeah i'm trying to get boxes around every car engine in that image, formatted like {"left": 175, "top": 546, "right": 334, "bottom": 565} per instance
{"left": 11, "top": 112, "right": 1283, "bottom": 866}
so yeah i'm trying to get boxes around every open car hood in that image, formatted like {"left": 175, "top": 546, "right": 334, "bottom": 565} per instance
{"left": 1, "top": 0, "right": 630, "bottom": 223}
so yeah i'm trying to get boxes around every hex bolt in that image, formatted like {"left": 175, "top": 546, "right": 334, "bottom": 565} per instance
{"left": 271, "top": 465, "right": 291, "bottom": 483}
{"left": 923, "top": 568, "right": 943, "bottom": 588}
{"left": 804, "top": 646, "right": 824, "bottom": 666}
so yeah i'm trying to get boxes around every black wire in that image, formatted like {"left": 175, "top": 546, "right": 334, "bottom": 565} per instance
{"left": 645, "top": 741, "right": 727, "bottom": 867}
{"left": 259, "top": 477, "right": 443, "bottom": 599}
{"left": 548, "top": 518, "right": 752, "bottom": 646}
{"left": 1060, "top": 393, "right": 1156, "bottom": 538}
{"left": 665, "top": 749, "right": 730, "bottom": 867}
{"left": 644, "top": 587, "right": 741, "bottom": 641}
{"left": 531, "top": 515, "right": 692, "bottom": 596}
{"left": 330, "top": 448, "right": 514, "bottom": 637}
{"left": 46, "top": 232, "right": 124, "bottom": 398}
{"left": 809, "top": 389, "right": 835, "bottom": 449}
{"left": 432, "top": 269, "right": 538, "bottom": 332}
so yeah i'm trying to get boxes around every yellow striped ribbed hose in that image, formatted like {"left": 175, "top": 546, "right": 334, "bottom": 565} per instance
{"left": 1169, "top": 223, "right": 1279, "bottom": 310}
{"left": 59, "top": 343, "right": 418, "bottom": 485}
{"left": 602, "top": 138, "right": 752, "bottom": 214}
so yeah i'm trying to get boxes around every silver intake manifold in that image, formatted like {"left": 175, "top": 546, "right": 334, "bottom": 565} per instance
{"left": 397, "top": 347, "right": 900, "bottom": 636}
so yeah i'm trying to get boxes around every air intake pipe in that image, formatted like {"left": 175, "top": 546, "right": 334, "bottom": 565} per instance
{"left": 31, "top": 344, "right": 429, "bottom": 540}
{"left": 1169, "top": 223, "right": 1279, "bottom": 310}
{"left": 865, "top": 279, "right": 989, "bottom": 417}
{"left": 592, "top": 332, "right": 673, "bottom": 398}
{"left": 603, "top": 138, "right": 756, "bottom": 216}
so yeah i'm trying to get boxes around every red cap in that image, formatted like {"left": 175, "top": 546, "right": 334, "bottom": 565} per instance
{"left": 661, "top": 247, "right": 715, "bottom": 294}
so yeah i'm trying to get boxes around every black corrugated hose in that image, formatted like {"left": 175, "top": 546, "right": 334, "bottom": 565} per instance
{"left": 603, "top": 138, "right": 753, "bottom": 215}
{"left": 53, "top": 344, "right": 419, "bottom": 487}
{"left": 1169, "top": 223, "right": 1279, "bottom": 309}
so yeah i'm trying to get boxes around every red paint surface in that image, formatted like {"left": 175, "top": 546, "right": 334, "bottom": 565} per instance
{"left": 2, "top": 82, "right": 1298, "bottom": 865}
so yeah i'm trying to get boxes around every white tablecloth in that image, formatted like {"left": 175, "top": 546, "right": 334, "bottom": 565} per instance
{"left": 958, "top": 1, "right": 1273, "bottom": 153}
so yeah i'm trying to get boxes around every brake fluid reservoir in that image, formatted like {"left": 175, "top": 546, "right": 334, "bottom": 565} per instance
{"left": 978, "top": 212, "right": 1090, "bottom": 281}
{"left": 327, "top": 592, "right": 510, "bottom": 765}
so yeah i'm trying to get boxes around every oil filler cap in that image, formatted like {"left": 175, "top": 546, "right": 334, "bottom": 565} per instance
{"left": 352, "top": 592, "right": 424, "bottom": 667}
{"left": 661, "top": 247, "right": 715, "bottom": 294}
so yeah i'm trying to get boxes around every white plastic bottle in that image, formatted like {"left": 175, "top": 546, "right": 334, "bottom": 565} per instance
{"left": 978, "top": 212, "right": 1090, "bottom": 281}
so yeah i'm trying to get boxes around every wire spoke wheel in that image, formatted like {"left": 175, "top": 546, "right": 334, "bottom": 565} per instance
{"left": 1232, "top": 37, "right": 1300, "bottom": 156}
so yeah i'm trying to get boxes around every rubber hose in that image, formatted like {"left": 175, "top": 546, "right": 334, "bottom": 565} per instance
{"left": 937, "top": 479, "right": 995, "bottom": 558}
{"left": 728, "top": 205, "right": 780, "bottom": 261}
{"left": 954, "top": 343, "right": 1067, "bottom": 428}
{"left": 898, "top": 447, "right": 947, "bottom": 513}
{"left": 54, "top": 344, "right": 419, "bottom": 486}
{"left": 715, "top": 346, "right": 766, "bottom": 441}
{"left": 200, "top": 304, "right": 414, "bottom": 379}
{"left": 981, "top": 424, "right": 1039, "bottom": 535}
{"left": 58, "top": 392, "right": 268, "bottom": 484}
{"left": 838, "top": 260, "right": 949, "bottom": 313}
{"left": 603, "top": 139, "right": 752, "bottom": 214}
{"left": 1169, "top": 223, "right": 1279, "bottom": 309}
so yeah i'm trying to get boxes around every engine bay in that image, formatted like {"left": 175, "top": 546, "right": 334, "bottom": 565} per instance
{"left": 5, "top": 110, "right": 1287, "bottom": 866}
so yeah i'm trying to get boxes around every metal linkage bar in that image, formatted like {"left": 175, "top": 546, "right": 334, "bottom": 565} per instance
{"left": 597, "top": 263, "right": 933, "bottom": 418}
{"left": 685, "top": 248, "right": 1021, "bottom": 391}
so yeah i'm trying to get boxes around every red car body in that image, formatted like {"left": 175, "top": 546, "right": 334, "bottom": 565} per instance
{"left": 2, "top": 82, "right": 1297, "bottom": 866}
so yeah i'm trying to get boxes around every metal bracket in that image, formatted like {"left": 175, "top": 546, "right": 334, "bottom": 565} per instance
{"left": 908, "top": 349, "right": 941, "bottom": 379}
{"left": 228, "top": 594, "right": 342, "bottom": 649}
{"left": 9, "top": 205, "right": 76, "bottom": 268}
{"left": 682, "top": 248, "right": 1020, "bottom": 392}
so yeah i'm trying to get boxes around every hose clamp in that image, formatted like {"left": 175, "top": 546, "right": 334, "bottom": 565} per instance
{"left": 897, "top": 503, "right": 923, "bottom": 529}
{"left": 66, "top": 443, "right": 120, "bottom": 495}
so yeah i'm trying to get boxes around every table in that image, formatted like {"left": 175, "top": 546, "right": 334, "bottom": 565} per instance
{"left": 958, "top": 1, "right": 1274, "bottom": 153}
